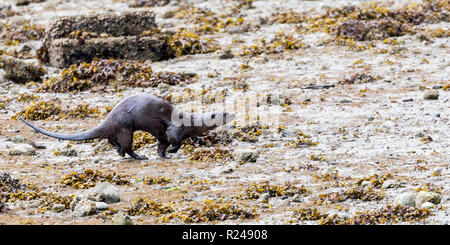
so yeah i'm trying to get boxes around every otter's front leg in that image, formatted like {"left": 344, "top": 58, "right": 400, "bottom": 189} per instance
{"left": 166, "top": 126, "right": 183, "bottom": 154}
{"left": 157, "top": 139, "right": 170, "bottom": 158}
{"left": 167, "top": 140, "right": 182, "bottom": 153}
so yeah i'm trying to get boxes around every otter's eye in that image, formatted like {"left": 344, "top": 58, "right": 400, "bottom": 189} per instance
{"left": 211, "top": 114, "right": 215, "bottom": 119}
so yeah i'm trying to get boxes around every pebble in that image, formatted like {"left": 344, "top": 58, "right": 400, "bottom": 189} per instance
{"left": 320, "top": 166, "right": 337, "bottom": 175}
{"left": 73, "top": 199, "right": 97, "bottom": 217}
{"left": 233, "top": 148, "right": 260, "bottom": 163}
{"left": 95, "top": 202, "right": 109, "bottom": 211}
{"left": 394, "top": 192, "right": 416, "bottom": 207}
{"left": 85, "top": 183, "right": 121, "bottom": 203}
{"left": 381, "top": 180, "right": 398, "bottom": 189}
{"left": 291, "top": 194, "right": 303, "bottom": 203}
{"left": 415, "top": 191, "right": 441, "bottom": 207}
{"left": 420, "top": 202, "right": 435, "bottom": 209}
{"left": 258, "top": 193, "right": 270, "bottom": 203}
{"left": 8, "top": 144, "right": 36, "bottom": 156}
{"left": 52, "top": 204, "right": 66, "bottom": 213}
{"left": 113, "top": 214, "right": 133, "bottom": 225}
{"left": 424, "top": 90, "right": 439, "bottom": 100}
{"left": 11, "top": 136, "right": 28, "bottom": 143}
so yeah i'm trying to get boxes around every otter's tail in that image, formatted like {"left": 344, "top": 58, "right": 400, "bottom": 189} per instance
{"left": 19, "top": 117, "right": 107, "bottom": 141}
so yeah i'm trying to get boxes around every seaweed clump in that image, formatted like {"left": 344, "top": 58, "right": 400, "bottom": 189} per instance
{"left": 184, "top": 129, "right": 234, "bottom": 147}
{"left": 338, "top": 73, "right": 380, "bottom": 85}
{"left": 173, "top": 201, "right": 256, "bottom": 223}
{"left": 60, "top": 169, "right": 130, "bottom": 189}
{"left": 184, "top": 147, "right": 233, "bottom": 163}
{"left": 143, "top": 176, "right": 171, "bottom": 185}
{"left": 317, "top": 186, "right": 384, "bottom": 204}
{"left": 13, "top": 101, "right": 102, "bottom": 121}
{"left": 0, "top": 20, "right": 45, "bottom": 46}
{"left": 284, "top": 130, "right": 318, "bottom": 148}
{"left": 240, "top": 31, "right": 305, "bottom": 57}
{"left": 291, "top": 205, "right": 431, "bottom": 225}
{"left": 132, "top": 131, "right": 156, "bottom": 150}
{"left": 125, "top": 197, "right": 175, "bottom": 216}
{"left": 0, "top": 172, "right": 74, "bottom": 212}
{"left": 236, "top": 182, "right": 308, "bottom": 200}
{"left": 167, "top": 29, "right": 219, "bottom": 57}
{"left": 348, "top": 205, "right": 431, "bottom": 225}
{"left": 37, "top": 59, "right": 195, "bottom": 93}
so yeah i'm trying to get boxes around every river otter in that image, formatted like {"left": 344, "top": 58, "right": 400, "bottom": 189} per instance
{"left": 19, "top": 94, "right": 234, "bottom": 160}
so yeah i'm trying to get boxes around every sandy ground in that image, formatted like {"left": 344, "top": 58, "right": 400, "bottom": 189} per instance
{"left": 0, "top": 0, "right": 448, "bottom": 224}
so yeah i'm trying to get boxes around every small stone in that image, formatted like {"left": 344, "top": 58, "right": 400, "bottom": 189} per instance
{"left": 420, "top": 202, "right": 435, "bottom": 209}
{"left": 219, "top": 50, "right": 234, "bottom": 59}
{"left": 11, "top": 136, "right": 28, "bottom": 143}
{"left": 320, "top": 166, "right": 337, "bottom": 175}
{"left": 416, "top": 191, "right": 441, "bottom": 207}
{"left": 258, "top": 193, "right": 270, "bottom": 203}
{"left": 233, "top": 149, "right": 259, "bottom": 163}
{"left": 394, "top": 192, "right": 416, "bottom": 207}
{"left": 86, "top": 183, "right": 120, "bottom": 203}
{"left": 52, "top": 204, "right": 66, "bottom": 213}
{"left": 59, "top": 148, "right": 78, "bottom": 157}
{"left": 157, "top": 82, "right": 171, "bottom": 93}
{"left": 360, "top": 180, "right": 373, "bottom": 189}
{"left": 381, "top": 180, "right": 397, "bottom": 189}
{"left": 211, "top": 162, "right": 236, "bottom": 174}
{"left": 95, "top": 202, "right": 109, "bottom": 211}
{"left": 424, "top": 90, "right": 439, "bottom": 100}
{"left": 113, "top": 214, "right": 133, "bottom": 225}
{"left": 339, "top": 99, "right": 352, "bottom": 103}
{"left": 9, "top": 144, "right": 36, "bottom": 156}
{"left": 73, "top": 199, "right": 97, "bottom": 217}
{"left": 291, "top": 194, "right": 303, "bottom": 203}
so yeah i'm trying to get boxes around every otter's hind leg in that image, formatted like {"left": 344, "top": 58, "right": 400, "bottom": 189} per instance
{"left": 117, "top": 129, "right": 148, "bottom": 160}
{"left": 108, "top": 138, "right": 124, "bottom": 156}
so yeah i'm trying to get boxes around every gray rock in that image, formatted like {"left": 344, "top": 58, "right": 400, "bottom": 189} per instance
{"left": 424, "top": 90, "right": 439, "bottom": 100}
{"left": 395, "top": 192, "right": 416, "bottom": 207}
{"left": 420, "top": 202, "right": 435, "bottom": 209}
{"left": 11, "top": 136, "right": 28, "bottom": 143}
{"left": 73, "top": 199, "right": 97, "bottom": 217}
{"left": 233, "top": 148, "right": 259, "bottom": 163}
{"left": 95, "top": 202, "right": 109, "bottom": 211}
{"left": 0, "top": 55, "right": 45, "bottom": 83}
{"left": 258, "top": 193, "right": 270, "bottom": 203}
{"left": 113, "top": 214, "right": 133, "bottom": 225}
{"left": 291, "top": 194, "right": 303, "bottom": 203}
{"left": 219, "top": 50, "right": 234, "bottom": 59}
{"left": 52, "top": 204, "right": 66, "bottom": 213}
{"left": 86, "top": 183, "right": 120, "bottom": 203}
{"left": 8, "top": 144, "right": 36, "bottom": 156}
{"left": 381, "top": 180, "right": 398, "bottom": 189}
{"left": 360, "top": 181, "right": 373, "bottom": 189}
{"left": 320, "top": 166, "right": 337, "bottom": 175}
{"left": 416, "top": 191, "right": 441, "bottom": 207}
{"left": 157, "top": 82, "right": 171, "bottom": 93}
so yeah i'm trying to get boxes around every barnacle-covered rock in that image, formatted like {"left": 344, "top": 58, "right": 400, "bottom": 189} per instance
{"left": 60, "top": 169, "right": 130, "bottom": 189}
{"left": 0, "top": 55, "right": 45, "bottom": 83}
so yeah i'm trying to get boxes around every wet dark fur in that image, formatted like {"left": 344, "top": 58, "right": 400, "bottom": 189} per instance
{"left": 19, "top": 94, "right": 233, "bottom": 160}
